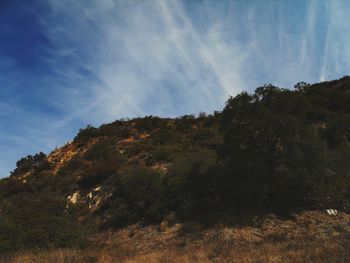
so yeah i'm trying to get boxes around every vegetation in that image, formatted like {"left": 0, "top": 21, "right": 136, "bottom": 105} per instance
{"left": 10, "top": 152, "right": 49, "bottom": 177}
{"left": 0, "top": 192, "right": 88, "bottom": 252}
{"left": 0, "top": 76, "right": 350, "bottom": 253}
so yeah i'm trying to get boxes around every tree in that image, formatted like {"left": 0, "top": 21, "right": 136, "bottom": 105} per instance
{"left": 11, "top": 152, "right": 49, "bottom": 177}
{"left": 324, "top": 115, "right": 350, "bottom": 148}
{"left": 294, "top": 81, "right": 310, "bottom": 91}
{"left": 220, "top": 86, "right": 326, "bottom": 212}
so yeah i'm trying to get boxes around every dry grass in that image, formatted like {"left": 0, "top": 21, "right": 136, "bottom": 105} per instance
{"left": 1, "top": 210, "right": 350, "bottom": 263}
{"left": 2, "top": 243, "right": 349, "bottom": 263}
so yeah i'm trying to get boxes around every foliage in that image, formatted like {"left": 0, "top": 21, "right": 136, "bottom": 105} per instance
{"left": 11, "top": 152, "right": 49, "bottom": 177}
{"left": 74, "top": 125, "right": 100, "bottom": 144}
{"left": 1, "top": 76, "right": 350, "bottom": 250}
{"left": 0, "top": 192, "right": 89, "bottom": 252}
{"left": 103, "top": 166, "right": 164, "bottom": 227}
{"left": 220, "top": 86, "right": 328, "bottom": 212}
{"left": 164, "top": 149, "right": 219, "bottom": 217}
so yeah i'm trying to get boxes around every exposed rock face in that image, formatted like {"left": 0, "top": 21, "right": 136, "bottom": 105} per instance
{"left": 67, "top": 191, "right": 80, "bottom": 205}
{"left": 87, "top": 186, "right": 104, "bottom": 210}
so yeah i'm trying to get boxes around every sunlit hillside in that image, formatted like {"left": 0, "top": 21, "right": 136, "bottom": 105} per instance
{"left": 0, "top": 77, "right": 350, "bottom": 262}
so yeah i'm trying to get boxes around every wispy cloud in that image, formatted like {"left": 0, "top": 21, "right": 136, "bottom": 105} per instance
{"left": 1, "top": 0, "right": 350, "bottom": 177}
{"left": 40, "top": 0, "right": 247, "bottom": 119}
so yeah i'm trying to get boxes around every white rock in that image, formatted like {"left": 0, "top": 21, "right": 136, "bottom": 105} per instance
{"left": 93, "top": 186, "right": 102, "bottom": 192}
{"left": 326, "top": 209, "right": 338, "bottom": 216}
{"left": 67, "top": 192, "right": 80, "bottom": 204}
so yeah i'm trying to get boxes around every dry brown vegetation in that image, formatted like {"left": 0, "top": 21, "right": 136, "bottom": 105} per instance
{"left": 1, "top": 210, "right": 349, "bottom": 263}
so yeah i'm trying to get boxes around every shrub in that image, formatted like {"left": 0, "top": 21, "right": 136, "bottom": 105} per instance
{"left": 104, "top": 166, "right": 164, "bottom": 227}
{"left": 0, "top": 193, "right": 89, "bottom": 252}
{"left": 74, "top": 125, "right": 100, "bottom": 144}
{"left": 164, "top": 149, "right": 219, "bottom": 217}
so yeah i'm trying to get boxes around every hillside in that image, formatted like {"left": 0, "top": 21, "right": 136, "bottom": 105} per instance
{"left": 1, "top": 77, "right": 350, "bottom": 261}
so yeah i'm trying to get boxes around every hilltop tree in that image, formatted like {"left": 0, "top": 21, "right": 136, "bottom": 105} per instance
{"left": 10, "top": 152, "right": 49, "bottom": 177}
{"left": 220, "top": 85, "right": 326, "bottom": 212}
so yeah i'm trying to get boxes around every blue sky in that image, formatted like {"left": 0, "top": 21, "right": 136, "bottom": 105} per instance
{"left": 1, "top": 0, "right": 350, "bottom": 177}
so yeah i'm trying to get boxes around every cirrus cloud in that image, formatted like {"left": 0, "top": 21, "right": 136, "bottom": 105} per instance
{"left": 0, "top": 0, "right": 350, "bottom": 177}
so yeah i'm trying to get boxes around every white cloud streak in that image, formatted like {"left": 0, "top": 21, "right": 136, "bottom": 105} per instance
{"left": 1, "top": 0, "right": 350, "bottom": 177}
{"left": 41, "top": 0, "right": 248, "bottom": 120}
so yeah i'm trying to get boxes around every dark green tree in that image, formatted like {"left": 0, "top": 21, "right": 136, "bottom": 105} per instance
{"left": 220, "top": 86, "right": 326, "bottom": 212}
{"left": 11, "top": 152, "right": 49, "bottom": 177}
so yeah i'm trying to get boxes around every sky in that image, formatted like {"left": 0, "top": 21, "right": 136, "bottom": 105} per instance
{"left": 1, "top": 0, "right": 350, "bottom": 177}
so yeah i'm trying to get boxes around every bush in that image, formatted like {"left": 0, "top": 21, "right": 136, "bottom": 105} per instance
{"left": 77, "top": 162, "right": 117, "bottom": 189}
{"left": 0, "top": 193, "right": 89, "bottom": 252}
{"left": 104, "top": 166, "right": 164, "bottom": 227}
{"left": 148, "top": 144, "right": 184, "bottom": 164}
{"left": 134, "top": 116, "right": 164, "bottom": 132}
{"left": 164, "top": 149, "right": 219, "bottom": 217}
{"left": 74, "top": 125, "right": 100, "bottom": 144}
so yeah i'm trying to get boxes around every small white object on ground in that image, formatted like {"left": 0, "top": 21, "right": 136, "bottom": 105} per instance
{"left": 326, "top": 209, "right": 338, "bottom": 216}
